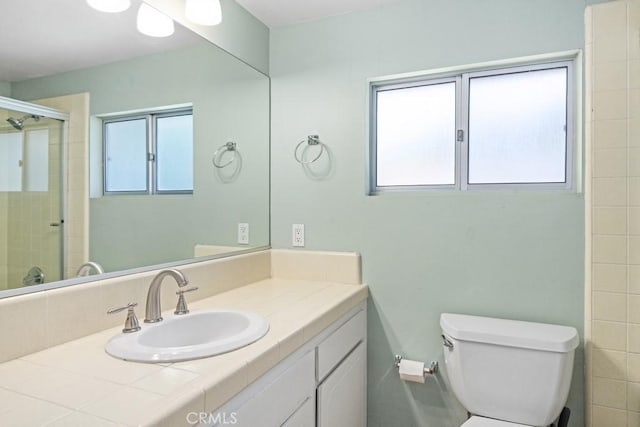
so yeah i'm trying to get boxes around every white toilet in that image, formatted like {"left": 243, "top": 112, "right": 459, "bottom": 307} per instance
{"left": 440, "top": 313, "right": 579, "bottom": 427}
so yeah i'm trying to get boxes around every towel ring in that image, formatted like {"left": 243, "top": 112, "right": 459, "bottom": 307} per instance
{"left": 294, "top": 135, "right": 325, "bottom": 164}
{"left": 212, "top": 141, "right": 238, "bottom": 168}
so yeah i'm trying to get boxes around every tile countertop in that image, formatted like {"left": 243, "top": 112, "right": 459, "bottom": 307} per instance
{"left": 0, "top": 278, "right": 368, "bottom": 427}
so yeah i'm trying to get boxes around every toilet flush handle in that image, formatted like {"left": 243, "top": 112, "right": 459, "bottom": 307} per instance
{"left": 441, "top": 334, "right": 454, "bottom": 349}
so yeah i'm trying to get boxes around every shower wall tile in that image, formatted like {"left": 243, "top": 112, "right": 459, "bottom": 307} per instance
{"left": 628, "top": 382, "right": 640, "bottom": 411}
{"left": 592, "top": 405, "right": 627, "bottom": 427}
{"left": 593, "top": 149, "right": 628, "bottom": 177}
{"left": 631, "top": 266, "right": 640, "bottom": 294}
{"left": 593, "top": 90, "right": 628, "bottom": 121}
{"left": 592, "top": 348, "right": 627, "bottom": 380}
{"left": 630, "top": 149, "right": 640, "bottom": 176}
{"left": 592, "top": 376, "right": 627, "bottom": 409}
{"left": 630, "top": 119, "right": 640, "bottom": 147}
{"left": 593, "top": 177, "right": 628, "bottom": 206}
{"left": 593, "top": 235, "right": 627, "bottom": 264}
{"left": 630, "top": 178, "right": 640, "bottom": 205}
{"left": 594, "top": 120, "right": 626, "bottom": 149}
{"left": 593, "top": 263, "right": 627, "bottom": 293}
{"left": 593, "top": 207, "right": 627, "bottom": 235}
{"left": 594, "top": 61, "right": 628, "bottom": 91}
{"left": 593, "top": 320, "right": 627, "bottom": 351}
{"left": 587, "top": 2, "right": 640, "bottom": 424}
{"left": 594, "top": 291, "right": 627, "bottom": 322}
{"left": 630, "top": 237, "right": 640, "bottom": 265}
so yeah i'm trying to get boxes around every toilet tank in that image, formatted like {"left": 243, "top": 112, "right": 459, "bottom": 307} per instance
{"left": 440, "top": 313, "right": 579, "bottom": 427}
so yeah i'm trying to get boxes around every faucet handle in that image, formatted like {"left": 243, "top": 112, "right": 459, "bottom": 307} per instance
{"left": 108, "top": 302, "right": 141, "bottom": 333}
{"left": 175, "top": 287, "right": 198, "bottom": 315}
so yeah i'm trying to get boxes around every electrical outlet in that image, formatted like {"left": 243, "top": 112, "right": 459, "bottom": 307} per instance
{"left": 292, "top": 224, "right": 305, "bottom": 247}
{"left": 238, "top": 223, "right": 249, "bottom": 245}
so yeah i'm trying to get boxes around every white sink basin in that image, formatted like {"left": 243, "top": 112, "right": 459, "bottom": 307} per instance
{"left": 105, "top": 310, "right": 269, "bottom": 363}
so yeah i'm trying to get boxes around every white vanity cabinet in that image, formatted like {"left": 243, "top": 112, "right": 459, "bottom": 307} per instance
{"left": 316, "top": 310, "right": 367, "bottom": 427}
{"left": 230, "top": 350, "right": 316, "bottom": 427}
{"left": 207, "top": 304, "right": 366, "bottom": 427}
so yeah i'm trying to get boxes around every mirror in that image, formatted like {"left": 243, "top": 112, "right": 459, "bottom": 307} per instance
{"left": 0, "top": 0, "right": 269, "bottom": 296}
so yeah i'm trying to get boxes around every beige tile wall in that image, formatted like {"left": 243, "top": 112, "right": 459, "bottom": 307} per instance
{"left": 587, "top": 1, "right": 640, "bottom": 425}
{"left": 0, "top": 192, "right": 7, "bottom": 288}
{"left": 34, "top": 93, "right": 90, "bottom": 279}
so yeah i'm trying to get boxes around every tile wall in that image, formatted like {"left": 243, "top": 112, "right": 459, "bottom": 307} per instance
{"left": 0, "top": 192, "right": 7, "bottom": 287}
{"left": 586, "top": 1, "right": 640, "bottom": 425}
{"left": 6, "top": 121, "right": 62, "bottom": 287}
{"left": 34, "top": 93, "right": 89, "bottom": 279}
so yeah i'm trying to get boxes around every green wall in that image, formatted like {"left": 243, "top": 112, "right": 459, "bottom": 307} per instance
{"left": 12, "top": 43, "right": 270, "bottom": 273}
{"left": 0, "top": 82, "right": 10, "bottom": 98}
{"left": 270, "top": 0, "right": 599, "bottom": 425}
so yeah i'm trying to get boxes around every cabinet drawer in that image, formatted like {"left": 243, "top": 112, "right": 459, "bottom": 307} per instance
{"left": 316, "top": 309, "right": 365, "bottom": 382}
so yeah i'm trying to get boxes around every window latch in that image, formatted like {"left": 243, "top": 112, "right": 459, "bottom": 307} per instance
{"left": 148, "top": 153, "right": 155, "bottom": 162}
{"left": 456, "top": 129, "right": 464, "bottom": 142}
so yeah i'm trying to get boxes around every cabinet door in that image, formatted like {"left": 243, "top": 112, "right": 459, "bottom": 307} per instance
{"left": 317, "top": 342, "right": 366, "bottom": 427}
{"left": 223, "top": 351, "right": 315, "bottom": 427}
{"left": 281, "top": 396, "right": 315, "bottom": 427}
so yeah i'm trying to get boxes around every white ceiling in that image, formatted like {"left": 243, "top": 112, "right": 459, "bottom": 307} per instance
{"left": 236, "top": 0, "right": 401, "bottom": 28}
{"left": 0, "top": 0, "right": 201, "bottom": 82}
{"left": 0, "top": 0, "right": 397, "bottom": 83}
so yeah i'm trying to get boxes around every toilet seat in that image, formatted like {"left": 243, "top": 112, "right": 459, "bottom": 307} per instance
{"left": 461, "top": 416, "right": 531, "bottom": 427}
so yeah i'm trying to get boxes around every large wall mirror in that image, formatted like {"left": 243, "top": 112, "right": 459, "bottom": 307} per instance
{"left": 0, "top": 0, "right": 269, "bottom": 298}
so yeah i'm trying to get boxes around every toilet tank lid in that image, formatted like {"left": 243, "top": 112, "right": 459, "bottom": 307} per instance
{"left": 440, "top": 313, "right": 579, "bottom": 353}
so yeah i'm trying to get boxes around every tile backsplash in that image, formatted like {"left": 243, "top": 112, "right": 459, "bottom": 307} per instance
{"left": 0, "top": 249, "right": 361, "bottom": 364}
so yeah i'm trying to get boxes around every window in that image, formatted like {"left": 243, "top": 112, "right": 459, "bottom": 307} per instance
{"left": 370, "top": 59, "right": 574, "bottom": 192}
{"left": 103, "top": 109, "right": 193, "bottom": 194}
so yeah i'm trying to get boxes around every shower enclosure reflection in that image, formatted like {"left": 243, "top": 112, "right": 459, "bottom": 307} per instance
{"left": 0, "top": 105, "right": 65, "bottom": 290}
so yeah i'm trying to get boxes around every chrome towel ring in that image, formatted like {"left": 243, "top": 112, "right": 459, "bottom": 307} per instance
{"left": 212, "top": 141, "right": 238, "bottom": 168}
{"left": 294, "top": 135, "right": 326, "bottom": 164}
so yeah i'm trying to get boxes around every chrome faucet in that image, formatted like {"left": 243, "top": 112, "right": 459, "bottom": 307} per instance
{"left": 144, "top": 268, "right": 189, "bottom": 323}
{"left": 76, "top": 261, "right": 104, "bottom": 277}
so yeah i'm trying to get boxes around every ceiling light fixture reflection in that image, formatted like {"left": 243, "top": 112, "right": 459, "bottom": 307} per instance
{"left": 137, "top": 3, "right": 175, "bottom": 37}
{"left": 86, "top": 0, "right": 131, "bottom": 13}
{"left": 185, "top": 0, "right": 222, "bottom": 26}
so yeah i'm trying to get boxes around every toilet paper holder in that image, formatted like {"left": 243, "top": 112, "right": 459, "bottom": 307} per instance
{"left": 394, "top": 355, "right": 438, "bottom": 376}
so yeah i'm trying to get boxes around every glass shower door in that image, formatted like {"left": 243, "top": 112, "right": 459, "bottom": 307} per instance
{"left": 0, "top": 107, "right": 64, "bottom": 290}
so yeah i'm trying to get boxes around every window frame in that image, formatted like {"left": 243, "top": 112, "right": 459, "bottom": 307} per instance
{"left": 368, "top": 57, "right": 576, "bottom": 194}
{"left": 152, "top": 109, "right": 194, "bottom": 195}
{"left": 102, "top": 108, "right": 193, "bottom": 196}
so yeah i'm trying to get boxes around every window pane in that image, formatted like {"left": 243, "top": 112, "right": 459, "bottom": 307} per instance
{"left": 105, "top": 119, "right": 147, "bottom": 192}
{"left": 24, "top": 129, "right": 49, "bottom": 191}
{"left": 376, "top": 82, "right": 456, "bottom": 187}
{"left": 467, "top": 68, "right": 567, "bottom": 184}
{"left": 156, "top": 114, "right": 193, "bottom": 192}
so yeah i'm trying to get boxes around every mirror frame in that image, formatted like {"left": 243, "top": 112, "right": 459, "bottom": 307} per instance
{"left": 0, "top": 246, "right": 268, "bottom": 299}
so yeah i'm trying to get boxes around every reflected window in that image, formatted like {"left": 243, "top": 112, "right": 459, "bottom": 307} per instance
{"left": 24, "top": 129, "right": 50, "bottom": 192}
{"left": 0, "top": 132, "right": 23, "bottom": 191}
{"left": 370, "top": 59, "right": 573, "bottom": 192}
{"left": 0, "top": 129, "right": 50, "bottom": 192}
{"left": 103, "top": 109, "right": 193, "bottom": 195}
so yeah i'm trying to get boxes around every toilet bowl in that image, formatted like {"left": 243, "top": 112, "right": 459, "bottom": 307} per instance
{"left": 440, "top": 313, "right": 579, "bottom": 427}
